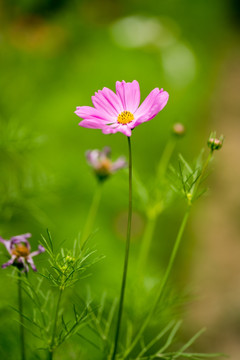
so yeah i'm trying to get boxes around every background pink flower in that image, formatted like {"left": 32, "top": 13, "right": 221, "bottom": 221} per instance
{"left": 75, "top": 80, "right": 169, "bottom": 137}
{"left": 86, "top": 146, "right": 127, "bottom": 181}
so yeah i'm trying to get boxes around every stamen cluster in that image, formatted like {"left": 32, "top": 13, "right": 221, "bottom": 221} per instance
{"left": 117, "top": 111, "right": 134, "bottom": 125}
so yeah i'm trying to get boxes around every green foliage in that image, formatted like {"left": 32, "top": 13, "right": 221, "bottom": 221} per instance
{"left": 134, "top": 323, "right": 224, "bottom": 360}
{"left": 40, "top": 230, "right": 102, "bottom": 290}
{"left": 17, "top": 275, "right": 90, "bottom": 353}
{"left": 7, "top": 233, "right": 102, "bottom": 357}
{"left": 0, "top": 118, "right": 48, "bottom": 225}
{"left": 169, "top": 150, "right": 211, "bottom": 205}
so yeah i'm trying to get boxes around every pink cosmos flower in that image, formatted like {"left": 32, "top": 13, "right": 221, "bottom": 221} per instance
{"left": 75, "top": 80, "right": 169, "bottom": 137}
{"left": 0, "top": 233, "right": 45, "bottom": 272}
{"left": 86, "top": 146, "right": 127, "bottom": 181}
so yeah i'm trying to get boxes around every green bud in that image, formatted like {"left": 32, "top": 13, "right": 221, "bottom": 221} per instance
{"left": 207, "top": 132, "right": 224, "bottom": 151}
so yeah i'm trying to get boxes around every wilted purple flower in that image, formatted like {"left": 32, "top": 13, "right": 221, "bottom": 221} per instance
{"left": 0, "top": 233, "right": 45, "bottom": 272}
{"left": 75, "top": 80, "right": 169, "bottom": 137}
{"left": 86, "top": 146, "right": 127, "bottom": 181}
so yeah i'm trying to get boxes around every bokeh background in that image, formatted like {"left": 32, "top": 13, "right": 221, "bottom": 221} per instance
{"left": 0, "top": 0, "right": 240, "bottom": 359}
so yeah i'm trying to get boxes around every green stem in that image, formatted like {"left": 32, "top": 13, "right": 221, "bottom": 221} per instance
{"left": 137, "top": 215, "right": 157, "bottom": 277}
{"left": 157, "top": 138, "right": 176, "bottom": 179}
{"left": 18, "top": 272, "right": 26, "bottom": 360}
{"left": 111, "top": 137, "right": 132, "bottom": 360}
{"left": 49, "top": 288, "right": 63, "bottom": 360}
{"left": 192, "top": 150, "right": 213, "bottom": 200}
{"left": 82, "top": 183, "right": 103, "bottom": 245}
{"left": 137, "top": 138, "right": 176, "bottom": 278}
{"left": 124, "top": 207, "right": 191, "bottom": 359}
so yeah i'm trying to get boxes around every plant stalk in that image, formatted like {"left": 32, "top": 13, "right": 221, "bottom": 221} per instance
{"left": 18, "top": 272, "right": 26, "bottom": 360}
{"left": 124, "top": 206, "right": 191, "bottom": 358}
{"left": 157, "top": 138, "right": 176, "bottom": 179}
{"left": 137, "top": 215, "right": 156, "bottom": 277}
{"left": 138, "top": 138, "right": 176, "bottom": 276}
{"left": 111, "top": 136, "right": 132, "bottom": 360}
{"left": 192, "top": 150, "right": 213, "bottom": 199}
{"left": 49, "top": 288, "right": 63, "bottom": 360}
{"left": 82, "top": 183, "right": 103, "bottom": 245}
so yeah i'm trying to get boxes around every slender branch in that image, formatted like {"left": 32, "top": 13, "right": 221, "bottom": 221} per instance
{"left": 18, "top": 272, "right": 26, "bottom": 360}
{"left": 124, "top": 207, "right": 191, "bottom": 359}
{"left": 157, "top": 138, "right": 176, "bottom": 179}
{"left": 138, "top": 138, "right": 176, "bottom": 276}
{"left": 137, "top": 216, "right": 156, "bottom": 276}
{"left": 49, "top": 288, "right": 63, "bottom": 359}
{"left": 192, "top": 150, "right": 213, "bottom": 200}
{"left": 82, "top": 183, "right": 103, "bottom": 245}
{"left": 111, "top": 136, "right": 133, "bottom": 360}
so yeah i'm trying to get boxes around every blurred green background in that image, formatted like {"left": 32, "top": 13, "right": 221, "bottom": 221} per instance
{"left": 0, "top": 0, "right": 240, "bottom": 359}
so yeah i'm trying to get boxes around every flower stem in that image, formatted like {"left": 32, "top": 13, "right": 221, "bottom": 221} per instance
{"left": 111, "top": 136, "right": 132, "bottom": 360}
{"left": 137, "top": 215, "right": 156, "bottom": 277}
{"left": 124, "top": 206, "right": 191, "bottom": 359}
{"left": 49, "top": 288, "right": 63, "bottom": 360}
{"left": 137, "top": 138, "right": 176, "bottom": 278}
{"left": 18, "top": 272, "right": 26, "bottom": 360}
{"left": 82, "top": 183, "right": 103, "bottom": 245}
{"left": 193, "top": 150, "right": 213, "bottom": 200}
{"left": 157, "top": 138, "right": 176, "bottom": 179}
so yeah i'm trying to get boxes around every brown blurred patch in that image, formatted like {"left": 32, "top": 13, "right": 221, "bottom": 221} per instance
{"left": 80, "top": 0, "right": 123, "bottom": 26}
{"left": 114, "top": 210, "right": 145, "bottom": 242}
{"left": 186, "top": 45, "right": 240, "bottom": 359}
{"left": 7, "top": 15, "right": 68, "bottom": 55}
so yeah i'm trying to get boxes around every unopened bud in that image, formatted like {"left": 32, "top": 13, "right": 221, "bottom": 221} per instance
{"left": 207, "top": 133, "right": 224, "bottom": 151}
{"left": 187, "top": 192, "right": 192, "bottom": 205}
{"left": 172, "top": 123, "right": 185, "bottom": 137}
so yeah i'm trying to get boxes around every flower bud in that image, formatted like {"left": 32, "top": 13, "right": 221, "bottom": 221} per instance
{"left": 207, "top": 133, "right": 224, "bottom": 151}
{"left": 172, "top": 123, "right": 185, "bottom": 137}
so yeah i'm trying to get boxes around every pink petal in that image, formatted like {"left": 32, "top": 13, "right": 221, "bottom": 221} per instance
{"left": 0, "top": 238, "right": 11, "bottom": 254}
{"left": 102, "top": 123, "right": 132, "bottom": 136}
{"left": 101, "top": 147, "right": 111, "bottom": 157}
{"left": 11, "top": 233, "right": 31, "bottom": 241}
{"left": 111, "top": 157, "right": 127, "bottom": 172}
{"left": 79, "top": 119, "right": 110, "bottom": 129}
{"left": 86, "top": 149, "right": 101, "bottom": 168}
{"left": 92, "top": 87, "right": 123, "bottom": 117}
{"left": 101, "top": 127, "right": 118, "bottom": 135}
{"left": 117, "top": 125, "right": 132, "bottom": 137}
{"left": 10, "top": 234, "right": 32, "bottom": 250}
{"left": 133, "top": 89, "right": 169, "bottom": 126}
{"left": 116, "top": 80, "right": 140, "bottom": 113}
{"left": 26, "top": 257, "right": 37, "bottom": 271}
{"left": 2, "top": 255, "right": 16, "bottom": 269}
{"left": 30, "top": 245, "right": 45, "bottom": 257}
{"left": 75, "top": 106, "right": 113, "bottom": 122}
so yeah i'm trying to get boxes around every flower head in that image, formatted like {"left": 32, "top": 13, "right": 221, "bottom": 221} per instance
{"left": 75, "top": 80, "right": 169, "bottom": 137}
{"left": 0, "top": 233, "right": 45, "bottom": 272}
{"left": 86, "top": 146, "right": 127, "bottom": 181}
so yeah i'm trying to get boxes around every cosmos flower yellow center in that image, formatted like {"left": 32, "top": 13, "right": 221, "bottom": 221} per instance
{"left": 11, "top": 244, "right": 30, "bottom": 258}
{"left": 96, "top": 158, "right": 112, "bottom": 175}
{"left": 117, "top": 111, "right": 134, "bottom": 125}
